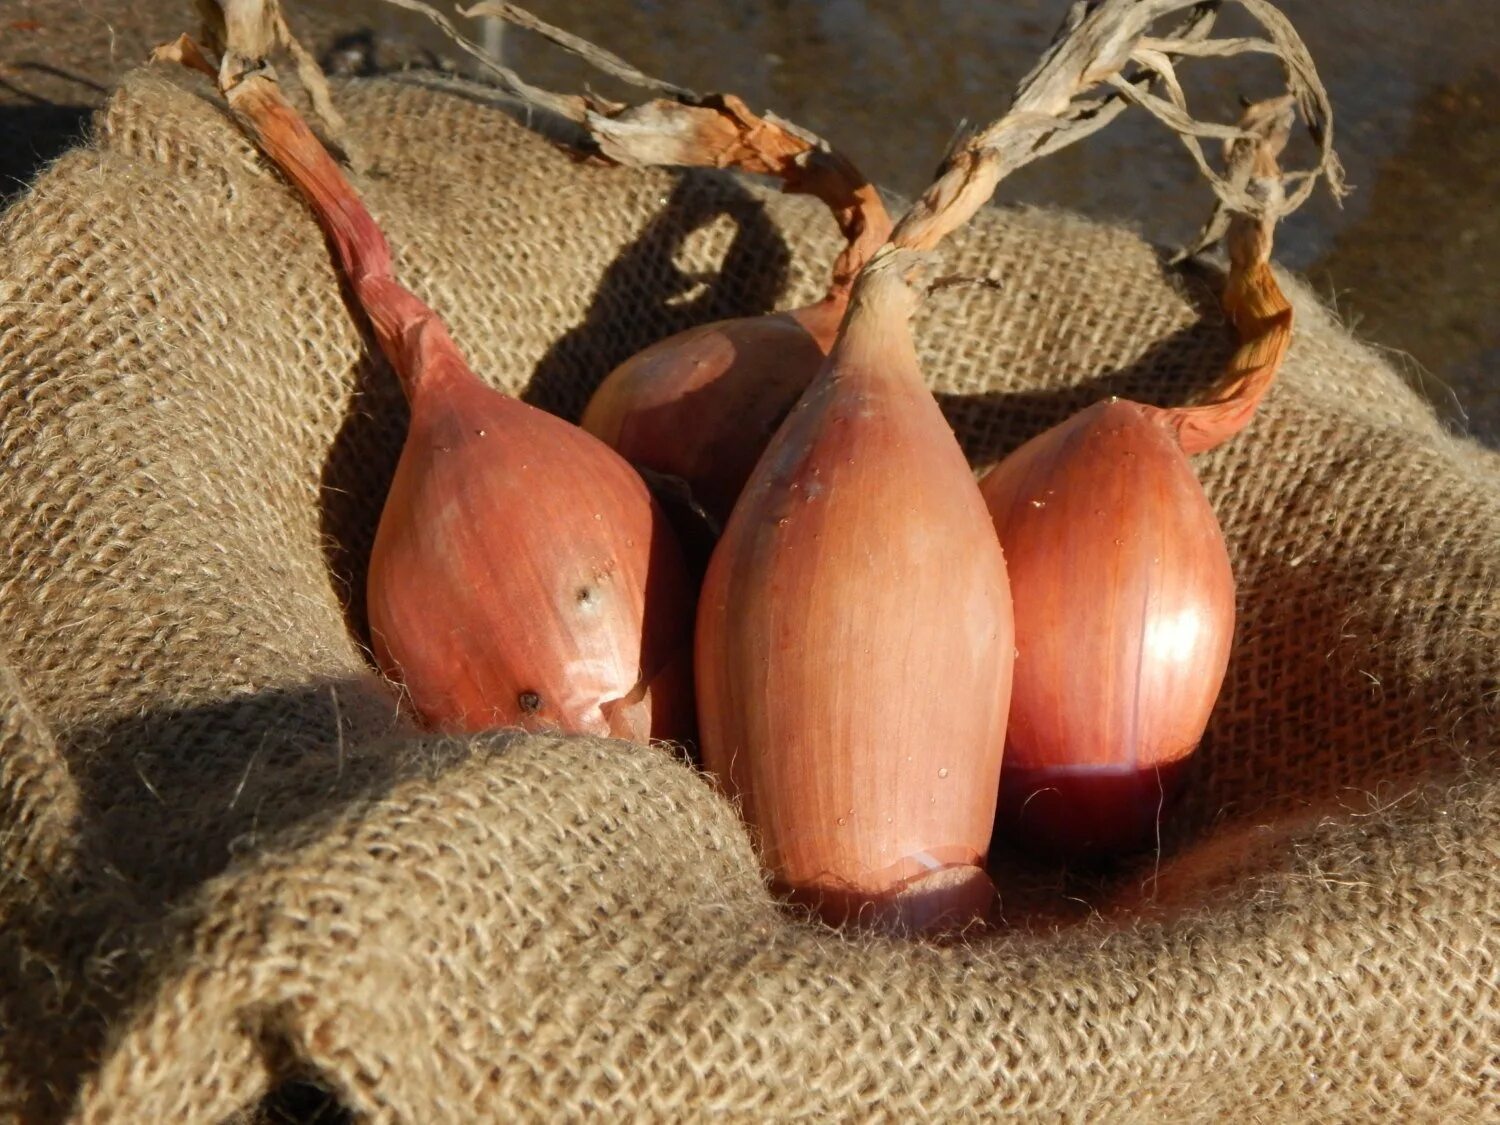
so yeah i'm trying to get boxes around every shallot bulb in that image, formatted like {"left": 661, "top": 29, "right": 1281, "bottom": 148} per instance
{"left": 981, "top": 99, "right": 1298, "bottom": 858}
{"left": 198, "top": 62, "right": 695, "bottom": 742}
{"left": 581, "top": 298, "right": 844, "bottom": 524}
{"left": 580, "top": 97, "right": 891, "bottom": 524}
{"left": 979, "top": 400, "right": 1234, "bottom": 857}
{"left": 368, "top": 365, "right": 696, "bottom": 741}
{"left": 696, "top": 257, "right": 1014, "bottom": 935}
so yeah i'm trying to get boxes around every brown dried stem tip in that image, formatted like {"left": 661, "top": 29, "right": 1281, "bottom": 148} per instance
{"left": 881, "top": 0, "right": 1341, "bottom": 259}
{"left": 580, "top": 94, "right": 888, "bottom": 298}
{"left": 187, "top": 0, "right": 352, "bottom": 160}
{"left": 1158, "top": 95, "right": 1296, "bottom": 453}
{"left": 394, "top": 0, "right": 890, "bottom": 296}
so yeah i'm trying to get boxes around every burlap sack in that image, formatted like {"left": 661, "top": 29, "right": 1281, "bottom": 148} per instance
{"left": 0, "top": 67, "right": 1495, "bottom": 1122}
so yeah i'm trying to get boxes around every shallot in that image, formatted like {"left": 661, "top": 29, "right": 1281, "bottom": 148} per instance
{"left": 159, "top": 35, "right": 696, "bottom": 742}
{"left": 695, "top": 254, "right": 1014, "bottom": 935}
{"left": 983, "top": 99, "right": 1298, "bottom": 857}
{"left": 580, "top": 98, "right": 891, "bottom": 524}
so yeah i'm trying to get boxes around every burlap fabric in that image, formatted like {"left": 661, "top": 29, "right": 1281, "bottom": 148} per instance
{"left": 0, "top": 67, "right": 1495, "bottom": 1122}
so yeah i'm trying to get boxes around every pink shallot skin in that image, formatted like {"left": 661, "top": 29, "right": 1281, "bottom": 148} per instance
{"left": 981, "top": 398, "right": 1235, "bottom": 858}
{"left": 582, "top": 297, "right": 846, "bottom": 525}
{"left": 218, "top": 75, "right": 697, "bottom": 745}
{"left": 369, "top": 360, "right": 696, "bottom": 743}
{"left": 696, "top": 265, "right": 1015, "bottom": 935}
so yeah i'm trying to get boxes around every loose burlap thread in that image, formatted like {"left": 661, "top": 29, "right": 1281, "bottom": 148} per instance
{"left": 0, "top": 68, "right": 1496, "bottom": 1122}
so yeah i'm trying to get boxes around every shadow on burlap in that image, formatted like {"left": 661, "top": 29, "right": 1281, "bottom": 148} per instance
{"left": 0, "top": 68, "right": 1495, "bottom": 1122}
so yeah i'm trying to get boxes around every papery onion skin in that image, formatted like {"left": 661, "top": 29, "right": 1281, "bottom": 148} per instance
{"left": 578, "top": 99, "right": 888, "bottom": 526}
{"left": 582, "top": 298, "right": 843, "bottom": 525}
{"left": 979, "top": 398, "right": 1235, "bottom": 859}
{"left": 696, "top": 267, "right": 1014, "bottom": 934}
{"left": 203, "top": 74, "right": 698, "bottom": 747}
{"left": 369, "top": 361, "right": 697, "bottom": 743}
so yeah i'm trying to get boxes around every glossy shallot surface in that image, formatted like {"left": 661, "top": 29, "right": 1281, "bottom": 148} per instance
{"left": 368, "top": 367, "right": 696, "bottom": 741}
{"left": 696, "top": 263, "right": 1014, "bottom": 934}
{"left": 582, "top": 299, "right": 844, "bottom": 524}
{"left": 981, "top": 98, "right": 1300, "bottom": 858}
{"left": 981, "top": 399, "right": 1235, "bottom": 856}
{"left": 166, "top": 44, "right": 698, "bottom": 743}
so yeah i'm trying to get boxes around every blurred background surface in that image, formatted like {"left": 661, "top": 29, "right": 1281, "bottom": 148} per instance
{"left": 3, "top": 0, "right": 1496, "bottom": 443}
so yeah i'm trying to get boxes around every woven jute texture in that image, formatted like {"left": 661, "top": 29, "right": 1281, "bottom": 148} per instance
{"left": 1, "top": 67, "right": 1497, "bottom": 1122}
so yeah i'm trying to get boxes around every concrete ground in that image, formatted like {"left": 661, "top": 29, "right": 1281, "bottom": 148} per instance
{"left": 3, "top": 0, "right": 1496, "bottom": 445}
